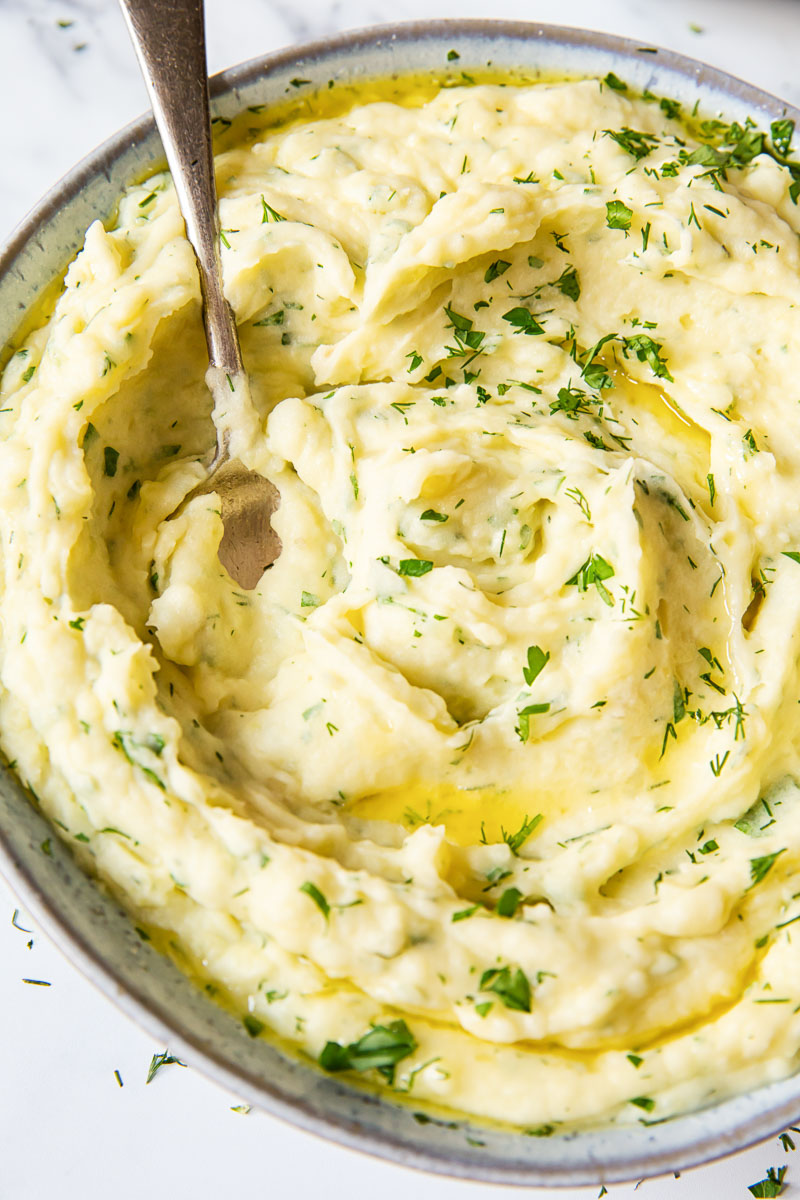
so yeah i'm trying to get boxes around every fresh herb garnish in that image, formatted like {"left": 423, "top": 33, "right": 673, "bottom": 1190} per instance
{"left": 516, "top": 703, "right": 551, "bottom": 741}
{"left": 603, "top": 128, "right": 659, "bottom": 160}
{"left": 522, "top": 645, "right": 550, "bottom": 685}
{"left": 502, "top": 307, "right": 544, "bottom": 336}
{"left": 622, "top": 334, "right": 673, "bottom": 381}
{"left": 443, "top": 305, "right": 486, "bottom": 359}
{"left": 748, "top": 1166, "right": 788, "bottom": 1197}
{"left": 566, "top": 553, "right": 615, "bottom": 605}
{"left": 496, "top": 887, "right": 523, "bottom": 917}
{"left": 750, "top": 850, "right": 786, "bottom": 888}
{"left": 397, "top": 558, "right": 434, "bottom": 577}
{"left": 260, "top": 195, "right": 286, "bottom": 222}
{"left": 479, "top": 965, "right": 532, "bottom": 1012}
{"left": 146, "top": 1050, "right": 186, "bottom": 1084}
{"left": 103, "top": 446, "right": 120, "bottom": 477}
{"left": 771, "top": 120, "right": 795, "bottom": 157}
{"left": 452, "top": 905, "right": 480, "bottom": 922}
{"left": 319, "top": 1020, "right": 417, "bottom": 1083}
{"left": 502, "top": 812, "right": 543, "bottom": 854}
{"left": 484, "top": 259, "right": 511, "bottom": 283}
{"left": 606, "top": 199, "right": 633, "bottom": 231}
{"left": 550, "top": 385, "right": 601, "bottom": 418}
{"left": 579, "top": 333, "right": 617, "bottom": 390}
{"left": 300, "top": 880, "right": 330, "bottom": 920}
{"left": 553, "top": 265, "right": 580, "bottom": 300}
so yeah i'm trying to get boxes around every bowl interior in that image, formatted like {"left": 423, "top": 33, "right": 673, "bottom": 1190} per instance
{"left": 1, "top": 19, "right": 800, "bottom": 1188}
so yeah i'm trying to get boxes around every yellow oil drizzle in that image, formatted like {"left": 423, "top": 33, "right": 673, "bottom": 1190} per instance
{"left": 222, "top": 66, "right": 568, "bottom": 148}
{"left": 346, "top": 780, "right": 546, "bottom": 848}
{"left": 611, "top": 369, "right": 711, "bottom": 483}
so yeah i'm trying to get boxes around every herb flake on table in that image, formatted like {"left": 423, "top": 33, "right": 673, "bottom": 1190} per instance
{"left": 146, "top": 1050, "right": 186, "bottom": 1084}
{"left": 748, "top": 1165, "right": 788, "bottom": 1197}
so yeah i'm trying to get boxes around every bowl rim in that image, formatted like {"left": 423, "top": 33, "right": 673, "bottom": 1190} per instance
{"left": 2, "top": 17, "right": 800, "bottom": 1188}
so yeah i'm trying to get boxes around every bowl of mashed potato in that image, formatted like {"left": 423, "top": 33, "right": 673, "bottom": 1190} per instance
{"left": 3, "top": 18, "right": 800, "bottom": 1187}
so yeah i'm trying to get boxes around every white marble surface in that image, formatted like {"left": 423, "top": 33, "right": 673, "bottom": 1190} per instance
{"left": 2, "top": 1, "right": 800, "bottom": 1197}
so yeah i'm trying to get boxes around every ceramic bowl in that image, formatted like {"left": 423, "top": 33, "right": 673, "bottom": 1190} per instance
{"left": 1, "top": 19, "right": 799, "bottom": 1188}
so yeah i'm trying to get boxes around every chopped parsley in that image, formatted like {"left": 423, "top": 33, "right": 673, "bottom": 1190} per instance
{"left": 397, "top": 558, "right": 434, "bottom": 577}
{"left": 606, "top": 200, "right": 632, "bottom": 231}
{"left": 749, "top": 850, "right": 786, "bottom": 888}
{"left": 260, "top": 195, "right": 286, "bottom": 222}
{"left": 550, "top": 385, "right": 601, "bottom": 418}
{"left": 443, "top": 305, "right": 486, "bottom": 360}
{"left": 747, "top": 1166, "right": 788, "bottom": 1197}
{"left": 603, "top": 127, "right": 659, "bottom": 160}
{"left": 300, "top": 880, "right": 330, "bottom": 920}
{"left": 622, "top": 334, "right": 673, "bottom": 381}
{"left": 566, "top": 553, "right": 615, "bottom": 605}
{"left": 579, "top": 333, "right": 617, "bottom": 391}
{"left": 553, "top": 265, "right": 580, "bottom": 300}
{"left": 516, "top": 703, "right": 551, "bottom": 741}
{"left": 502, "top": 307, "right": 544, "bottom": 336}
{"left": 479, "top": 965, "right": 531, "bottom": 1012}
{"left": 707, "top": 474, "right": 716, "bottom": 506}
{"left": 522, "top": 645, "right": 550, "bottom": 685}
{"left": 496, "top": 887, "right": 523, "bottom": 917}
{"left": 253, "top": 309, "right": 284, "bottom": 326}
{"left": 452, "top": 905, "right": 480, "bottom": 922}
{"left": 319, "top": 1019, "right": 417, "bottom": 1083}
{"left": 146, "top": 1050, "right": 186, "bottom": 1084}
{"left": 771, "top": 120, "right": 795, "bottom": 157}
{"left": 502, "top": 812, "right": 543, "bottom": 854}
{"left": 484, "top": 259, "right": 511, "bottom": 283}
{"left": 103, "top": 446, "right": 120, "bottom": 477}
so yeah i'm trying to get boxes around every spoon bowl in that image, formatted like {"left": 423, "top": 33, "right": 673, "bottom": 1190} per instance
{"left": 119, "top": 0, "right": 280, "bottom": 590}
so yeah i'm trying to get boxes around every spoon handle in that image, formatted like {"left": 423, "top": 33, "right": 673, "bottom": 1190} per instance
{"left": 119, "top": 0, "right": 242, "bottom": 375}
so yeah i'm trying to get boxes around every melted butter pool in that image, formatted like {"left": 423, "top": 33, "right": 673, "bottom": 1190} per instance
{"left": 346, "top": 780, "right": 548, "bottom": 848}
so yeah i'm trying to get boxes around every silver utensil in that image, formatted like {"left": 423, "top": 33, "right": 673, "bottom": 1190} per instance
{"left": 119, "top": 0, "right": 280, "bottom": 590}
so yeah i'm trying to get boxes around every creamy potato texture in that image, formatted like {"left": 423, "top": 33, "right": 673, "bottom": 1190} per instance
{"left": 4, "top": 74, "right": 800, "bottom": 1129}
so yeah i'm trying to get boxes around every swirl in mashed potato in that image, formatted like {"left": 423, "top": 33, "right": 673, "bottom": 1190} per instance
{"left": 3, "top": 74, "right": 800, "bottom": 1129}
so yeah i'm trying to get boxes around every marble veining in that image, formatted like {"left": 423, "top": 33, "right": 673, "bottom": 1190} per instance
{"left": 1, "top": 0, "right": 800, "bottom": 243}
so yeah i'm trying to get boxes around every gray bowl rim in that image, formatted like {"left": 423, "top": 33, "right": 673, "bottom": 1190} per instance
{"left": 2, "top": 17, "right": 800, "bottom": 1189}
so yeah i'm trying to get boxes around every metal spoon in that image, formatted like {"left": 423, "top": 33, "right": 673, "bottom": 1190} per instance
{"left": 119, "top": 0, "right": 280, "bottom": 590}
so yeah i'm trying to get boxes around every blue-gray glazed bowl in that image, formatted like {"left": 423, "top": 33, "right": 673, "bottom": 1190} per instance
{"left": 1, "top": 20, "right": 799, "bottom": 1188}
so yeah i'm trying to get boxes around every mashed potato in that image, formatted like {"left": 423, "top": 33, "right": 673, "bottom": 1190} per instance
{"left": 3, "top": 74, "right": 800, "bottom": 1130}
